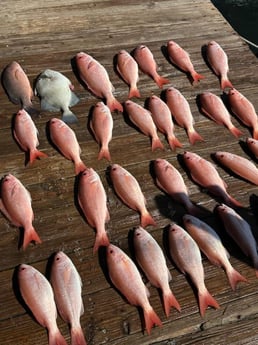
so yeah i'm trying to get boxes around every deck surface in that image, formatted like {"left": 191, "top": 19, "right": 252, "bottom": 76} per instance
{"left": 0, "top": 1, "right": 258, "bottom": 344}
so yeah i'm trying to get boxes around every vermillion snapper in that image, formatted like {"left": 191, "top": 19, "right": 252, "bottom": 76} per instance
{"left": 133, "top": 45, "right": 170, "bottom": 88}
{"left": 35, "top": 69, "right": 79, "bottom": 124}
{"left": 168, "top": 223, "right": 220, "bottom": 317}
{"left": 217, "top": 204, "right": 258, "bottom": 278}
{"left": 0, "top": 174, "right": 41, "bottom": 249}
{"left": 18, "top": 264, "right": 68, "bottom": 345}
{"left": 1, "top": 61, "right": 38, "bottom": 115}
{"left": 206, "top": 40, "right": 233, "bottom": 90}
{"left": 167, "top": 40, "right": 205, "bottom": 84}
{"left": 183, "top": 214, "right": 248, "bottom": 290}
{"left": 90, "top": 101, "right": 113, "bottom": 161}
{"left": 183, "top": 151, "right": 242, "bottom": 208}
{"left": 133, "top": 226, "right": 181, "bottom": 317}
{"left": 77, "top": 168, "right": 110, "bottom": 253}
{"left": 13, "top": 109, "right": 48, "bottom": 165}
{"left": 165, "top": 87, "right": 204, "bottom": 145}
{"left": 199, "top": 91, "right": 243, "bottom": 138}
{"left": 106, "top": 244, "right": 162, "bottom": 334}
{"left": 50, "top": 251, "right": 87, "bottom": 345}
{"left": 116, "top": 49, "right": 141, "bottom": 98}
{"left": 49, "top": 118, "right": 86, "bottom": 175}
{"left": 227, "top": 88, "right": 258, "bottom": 140}
{"left": 75, "top": 52, "right": 123, "bottom": 112}
{"left": 147, "top": 95, "right": 182, "bottom": 150}
{"left": 109, "top": 163, "right": 156, "bottom": 228}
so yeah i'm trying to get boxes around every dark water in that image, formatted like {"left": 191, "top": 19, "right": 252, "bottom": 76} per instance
{"left": 211, "top": 0, "right": 258, "bottom": 57}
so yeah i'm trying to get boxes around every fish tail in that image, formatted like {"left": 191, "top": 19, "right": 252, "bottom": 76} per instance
{"left": 98, "top": 146, "right": 111, "bottom": 161}
{"left": 154, "top": 75, "right": 170, "bottom": 89}
{"left": 225, "top": 193, "right": 243, "bottom": 209}
{"left": 191, "top": 71, "right": 205, "bottom": 84}
{"left": 163, "top": 290, "right": 181, "bottom": 317}
{"left": 48, "top": 329, "right": 68, "bottom": 345}
{"left": 29, "top": 149, "right": 48, "bottom": 164}
{"left": 128, "top": 86, "right": 141, "bottom": 99}
{"left": 151, "top": 136, "right": 164, "bottom": 151}
{"left": 185, "top": 202, "right": 203, "bottom": 216}
{"left": 228, "top": 125, "right": 243, "bottom": 138}
{"left": 140, "top": 210, "right": 156, "bottom": 228}
{"left": 253, "top": 127, "right": 258, "bottom": 140}
{"left": 62, "top": 109, "right": 79, "bottom": 124}
{"left": 143, "top": 306, "right": 162, "bottom": 335}
{"left": 74, "top": 160, "right": 87, "bottom": 176}
{"left": 221, "top": 76, "right": 233, "bottom": 90}
{"left": 198, "top": 289, "right": 220, "bottom": 317}
{"left": 93, "top": 230, "right": 110, "bottom": 254}
{"left": 22, "top": 226, "right": 42, "bottom": 250}
{"left": 107, "top": 96, "right": 123, "bottom": 112}
{"left": 226, "top": 266, "right": 248, "bottom": 291}
{"left": 167, "top": 134, "right": 183, "bottom": 151}
{"left": 187, "top": 127, "right": 204, "bottom": 145}
{"left": 71, "top": 326, "right": 87, "bottom": 345}
{"left": 24, "top": 104, "right": 40, "bottom": 117}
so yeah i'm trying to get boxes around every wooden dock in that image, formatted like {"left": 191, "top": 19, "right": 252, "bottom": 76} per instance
{"left": 1, "top": 1, "right": 258, "bottom": 344}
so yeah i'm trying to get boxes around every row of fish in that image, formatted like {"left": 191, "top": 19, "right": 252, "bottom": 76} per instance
{"left": 10, "top": 88, "right": 258, "bottom": 172}
{"left": 18, "top": 251, "right": 87, "bottom": 345}
{"left": 2, "top": 146, "right": 258, "bottom": 256}
{"left": 17, "top": 207, "right": 257, "bottom": 339}
{"left": 1, "top": 40, "right": 245, "bottom": 125}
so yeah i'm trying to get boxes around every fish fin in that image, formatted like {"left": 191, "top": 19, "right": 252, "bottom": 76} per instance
{"left": 74, "top": 160, "right": 87, "bottom": 176}
{"left": 167, "top": 268, "right": 172, "bottom": 282}
{"left": 198, "top": 289, "right": 220, "bottom": 317}
{"left": 151, "top": 136, "right": 164, "bottom": 151}
{"left": 163, "top": 290, "right": 181, "bottom": 317}
{"left": 107, "top": 96, "right": 123, "bottom": 112}
{"left": 105, "top": 209, "right": 110, "bottom": 223}
{"left": 145, "top": 284, "right": 151, "bottom": 298}
{"left": 69, "top": 92, "right": 80, "bottom": 107}
{"left": 229, "top": 125, "right": 243, "bottom": 138}
{"left": 154, "top": 75, "right": 170, "bottom": 89}
{"left": 140, "top": 210, "right": 156, "bottom": 228}
{"left": 48, "top": 329, "right": 68, "bottom": 345}
{"left": 167, "top": 135, "right": 183, "bottom": 151}
{"left": 22, "top": 226, "right": 42, "bottom": 250}
{"left": 128, "top": 86, "right": 141, "bottom": 99}
{"left": 93, "top": 230, "right": 110, "bottom": 253}
{"left": 40, "top": 98, "right": 59, "bottom": 112}
{"left": 29, "top": 149, "right": 48, "bottom": 164}
{"left": 187, "top": 128, "right": 204, "bottom": 145}
{"left": 221, "top": 77, "right": 233, "bottom": 90}
{"left": 0, "top": 200, "right": 16, "bottom": 224}
{"left": 191, "top": 71, "right": 205, "bottom": 84}
{"left": 71, "top": 326, "right": 87, "bottom": 345}
{"left": 143, "top": 307, "right": 162, "bottom": 335}
{"left": 226, "top": 267, "right": 248, "bottom": 291}
{"left": 98, "top": 146, "right": 111, "bottom": 161}
{"left": 62, "top": 109, "right": 78, "bottom": 124}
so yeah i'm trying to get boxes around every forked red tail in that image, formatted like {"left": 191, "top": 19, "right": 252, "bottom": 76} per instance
{"left": 143, "top": 306, "right": 162, "bottom": 335}
{"left": 198, "top": 288, "right": 220, "bottom": 317}
{"left": 23, "top": 226, "right": 42, "bottom": 250}
{"left": 163, "top": 290, "right": 181, "bottom": 317}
